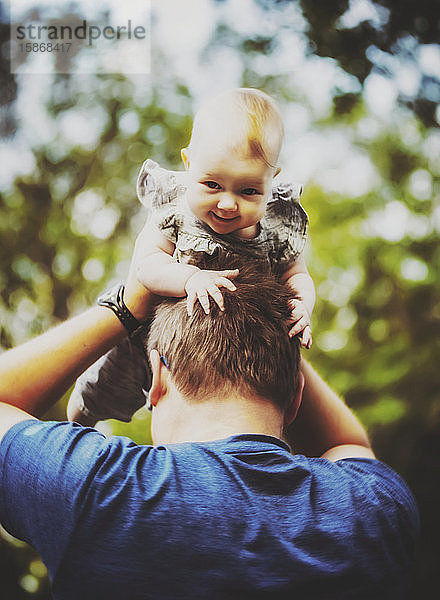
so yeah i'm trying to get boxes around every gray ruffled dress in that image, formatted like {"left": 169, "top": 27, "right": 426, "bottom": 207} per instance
{"left": 137, "top": 159, "right": 308, "bottom": 275}
{"left": 71, "top": 160, "right": 309, "bottom": 422}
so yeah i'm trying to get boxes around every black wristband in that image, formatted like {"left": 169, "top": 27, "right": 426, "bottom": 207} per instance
{"left": 97, "top": 283, "right": 144, "bottom": 337}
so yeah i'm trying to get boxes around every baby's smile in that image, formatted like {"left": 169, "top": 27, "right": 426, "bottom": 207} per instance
{"left": 210, "top": 211, "right": 240, "bottom": 222}
{"left": 183, "top": 145, "right": 275, "bottom": 239}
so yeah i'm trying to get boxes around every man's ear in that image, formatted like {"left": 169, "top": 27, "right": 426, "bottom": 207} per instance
{"left": 284, "top": 371, "right": 305, "bottom": 426}
{"left": 181, "top": 147, "right": 190, "bottom": 170}
{"left": 149, "top": 349, "right": 169, "bottom": 408}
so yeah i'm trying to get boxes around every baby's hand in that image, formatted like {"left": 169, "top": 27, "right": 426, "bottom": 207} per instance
{"left": 288, "top": 299, "right": 312, "bottom": 349}
{"left": 185, "top": 269, "right": 239, "bottom": 316}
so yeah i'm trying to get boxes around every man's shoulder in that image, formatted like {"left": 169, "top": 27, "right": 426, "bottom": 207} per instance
{"left": 0, "top": 420, "right": 107, "bottom": 486}
{"left": 0, "top": 419, "right": 154, "bottom": 535}
{"left": 0, "top": 419, "right": 153, "bottom": 486}
{"left": 308, "top": 454, "right": 415, "bottom": 496}
{"left": 1, "top": 418, "right": 102, "bottom": 450}
{"left": 314, "top": 456, "right": 419, "bottom": 532}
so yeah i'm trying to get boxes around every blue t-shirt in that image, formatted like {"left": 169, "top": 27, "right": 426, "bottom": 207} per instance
{"left": 0, "top": 420, "right": 419, "bottom": 600}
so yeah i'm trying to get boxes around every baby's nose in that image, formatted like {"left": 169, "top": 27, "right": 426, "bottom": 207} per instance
{"left": 217, "top": 194, "right": 238, "bottom": 211}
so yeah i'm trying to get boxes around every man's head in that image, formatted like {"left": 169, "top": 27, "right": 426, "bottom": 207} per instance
{"left": 145, "top": 258, "right": 302, "bottom": 443}
{"left": 181, "top": 88, "right": 284, "bottom": 239}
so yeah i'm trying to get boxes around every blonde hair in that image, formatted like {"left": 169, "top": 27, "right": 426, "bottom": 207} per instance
{"left": 189, "top": 88, "right": 284, "bottom": 168}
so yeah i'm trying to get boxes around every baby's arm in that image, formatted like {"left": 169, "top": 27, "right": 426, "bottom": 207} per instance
{"left": 134, "top": 221, "right": 198, "bottom": 296}
{"left": 135, "top": 221, "right": 238, "bottom": 315}
{"left": 281, "top": 252, "right": 315, "bottom": 349}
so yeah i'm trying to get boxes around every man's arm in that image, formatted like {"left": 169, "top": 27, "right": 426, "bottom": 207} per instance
{"left": 0, "top": 267, "right": 155, "bottom": 441}
{"left": 285, "top": 359, "right": 375, "bottom": 461}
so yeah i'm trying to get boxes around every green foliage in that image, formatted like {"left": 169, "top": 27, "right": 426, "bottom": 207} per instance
{"left": 298, "top": 0, "right": 440, "bottom": 126}
{"left": 1, "top": 0, "right": 439, "bottom": 597}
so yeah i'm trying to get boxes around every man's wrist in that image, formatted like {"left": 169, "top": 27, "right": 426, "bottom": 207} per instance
{"left": 123, "top": 278, "right": 156, "bottom": 322}
{"left": 97, "top": 284, "right": 144, "bottom": 336}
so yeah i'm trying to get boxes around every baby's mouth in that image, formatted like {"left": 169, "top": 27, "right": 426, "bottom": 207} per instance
{"left": 211, "top": 212, "right": 239, "bottom": 222}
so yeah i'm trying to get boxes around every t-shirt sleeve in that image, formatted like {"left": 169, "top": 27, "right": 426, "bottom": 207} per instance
{"left": 336, "top": 458, "right": 420, "bottom": 562}
{"left": 0, "top": 420, "right": 111, "bottom": 578}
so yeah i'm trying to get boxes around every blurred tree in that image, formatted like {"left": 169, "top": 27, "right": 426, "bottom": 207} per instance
{"left": 251, "top": 0, "right": 440, "bottom": 126}
{"left": 0, "top": 2, "right": 18, "bottom": 136}
{"left": 0, "top": 0, "right": 439, "bottom": 598}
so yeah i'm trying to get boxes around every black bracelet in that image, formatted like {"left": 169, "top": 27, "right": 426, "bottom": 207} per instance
{"left": 97, "top": 283, "right": 145, "bottom": 337}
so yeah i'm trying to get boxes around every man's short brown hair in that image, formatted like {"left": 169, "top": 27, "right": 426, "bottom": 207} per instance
{"left": 146, "top": 257, "right": 300, "bottom": 413}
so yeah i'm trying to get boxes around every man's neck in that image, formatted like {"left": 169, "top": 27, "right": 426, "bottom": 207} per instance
{"left": 152, "top": 391, "right": 285, "bottom": 446}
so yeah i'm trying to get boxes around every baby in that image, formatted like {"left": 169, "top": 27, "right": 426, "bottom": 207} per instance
{"left": 67, "top": 88, "right": 315, "bottom": 426}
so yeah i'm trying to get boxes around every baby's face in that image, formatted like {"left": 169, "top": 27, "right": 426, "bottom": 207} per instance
{"left": 182, "top": 141, "right": 276, "bottom": 239}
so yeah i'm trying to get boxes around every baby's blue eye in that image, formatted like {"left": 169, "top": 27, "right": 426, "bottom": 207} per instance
{"left": 242, "top": 188, "right": 259, "bottom": 196}
{"left": 204, "top": 181, "right": 221, "bottom": 189}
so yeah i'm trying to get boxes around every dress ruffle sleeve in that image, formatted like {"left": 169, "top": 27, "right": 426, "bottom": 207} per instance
{"left": 135, "top": 159, "right": 309, "bottom": 270}
{"left": 136, "top": 159, "right": 188, "bottom": 245}
{"left": 262, "top": 182, "right": 309, "bottom": 273}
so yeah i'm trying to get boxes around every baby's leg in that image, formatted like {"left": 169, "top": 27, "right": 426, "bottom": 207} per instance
{"left": 67, "top": 335, "right": 151, "bottom": 427}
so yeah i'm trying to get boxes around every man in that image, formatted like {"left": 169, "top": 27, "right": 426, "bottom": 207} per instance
{"left": 0, "top": 255, "right": 418, "bottom": 599}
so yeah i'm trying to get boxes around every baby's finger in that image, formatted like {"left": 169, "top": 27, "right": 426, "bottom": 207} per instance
{"left": 288, "top": 298, "right": 300, "bottom": 309}
{"left": 301, "top": 326, "right": 313, "bottom": 349}
{"left": 197, "top": 290, "right": 211, "bottom": 315}
{"left": 217, "top": 269, "right": 239, "bottom": 279}
{"left": 186, "top": 290, "right": 197, "bottom": 317}
{"left": 287, "top": 310, "right": 298, "bottom": 324}
{"left": 207, "top": 284, "right": 225, "bottom": 311}
{"left": 289, "top": 309, "right": 306, "bottom": 324}
{"left": 288, "top": 300, "right": 304, "bottom": 318}
{"left": 289, "top": 316, "right": 308, "bottom": 337}
{"left": 215, "top": 277, "right": 237, "bottom": 292}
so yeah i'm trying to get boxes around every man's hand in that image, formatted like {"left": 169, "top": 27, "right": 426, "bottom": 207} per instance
{"left": 288, "top": 299, "right": 312, "bottom": 349}
{"left": 185, "top": 269, "right": 239, "bottom": 316}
